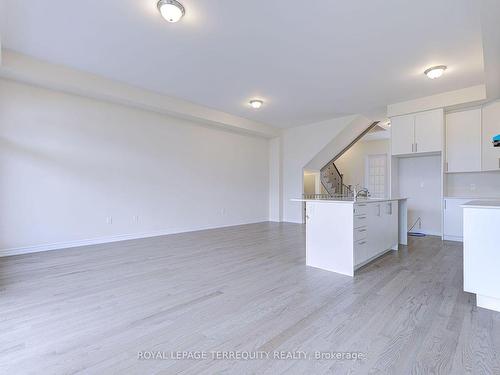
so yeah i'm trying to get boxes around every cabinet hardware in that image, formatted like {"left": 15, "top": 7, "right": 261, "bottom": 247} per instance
{"left": 358, "top": 229, "right": 367, "bottom": 232}
{"left": 415, "top": 143, "right": 418, "bottom": 152}
{"left": 358, "top": 241, "right": 367, "bottom": 245}
{"left": 412, "top": 143, "right": 414, "bottom": 153}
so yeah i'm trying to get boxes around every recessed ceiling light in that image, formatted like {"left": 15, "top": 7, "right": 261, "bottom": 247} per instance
{"left": 424, "top": 65, "right": 447, "bottom": 79}
{"left": 157, "top": 0, "right": 185, "bottom": 23}
{"left": 249, "top": 99, "right": 264, "bottom": 109}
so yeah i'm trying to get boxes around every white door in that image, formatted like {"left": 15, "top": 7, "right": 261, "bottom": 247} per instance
{"left": 414, "top": 109, "right": 443, "bottom": 154}
{"left": 390, "top": 114, "right": 414, "bottom": 155}
{"left": 482, "top": 102, "right": 500, "bottom": 171}
{"left": 446, "top": 109, "right": 481, "bottom": 173}
{"left": 366, "top": 154, "right": 387, "bottom": 198}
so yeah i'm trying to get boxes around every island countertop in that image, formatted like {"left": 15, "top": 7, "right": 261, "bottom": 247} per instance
{"left": 460, "top": 200, "right": 500, "bottom": 209}
{"left": 291, "top": 197, "right": 407, "bottom": 204}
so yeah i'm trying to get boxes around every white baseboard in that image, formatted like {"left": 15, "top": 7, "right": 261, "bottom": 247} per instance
{"left": 443, "top": 235, "right": 463, "bottom": 242}
{"left": 0, "top": 219, "right": 268, "bottom": 258}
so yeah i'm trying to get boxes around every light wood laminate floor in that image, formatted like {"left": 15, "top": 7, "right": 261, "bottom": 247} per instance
{"left": 1, "top": 222, "right": 499, "bottom": 374}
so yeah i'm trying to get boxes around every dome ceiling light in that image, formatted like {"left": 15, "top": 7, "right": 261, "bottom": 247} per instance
{"left": 157, "top": 0, "right": 185, "bottom": 23}
{"left": 424, "top": 65, "right": 447, "bottom": 79}
{"left": 249, "top": 99, "right": 264, "bottom": 109}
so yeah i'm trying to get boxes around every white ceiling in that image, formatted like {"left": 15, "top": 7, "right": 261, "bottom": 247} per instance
{"left": 0, "top": 0, "right": 489, "bottom": 128}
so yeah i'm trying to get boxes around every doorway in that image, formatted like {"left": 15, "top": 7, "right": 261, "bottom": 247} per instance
{"left": 365, "top": 154, "right": 388, "bottom": 198}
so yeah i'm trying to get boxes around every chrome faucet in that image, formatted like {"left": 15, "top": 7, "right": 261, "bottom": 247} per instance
{"left": 353, "top": 185, "right": 369, "bottom": 200}
{"left": 356, "top": 188, "right": 369, "bottom": 198}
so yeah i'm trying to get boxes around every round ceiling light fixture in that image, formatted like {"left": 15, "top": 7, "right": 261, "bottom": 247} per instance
{"left": 424, "top": 65, "right": 447, "bottom": 79}
{"left": 157, "top": 0, "right": 185, "bottom": 23}
{"left": 249, "top": 99, "right": 264, "bottom": 109}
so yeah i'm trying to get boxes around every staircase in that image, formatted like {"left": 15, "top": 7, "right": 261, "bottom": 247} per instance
{"left": 320, "top": 121, "right": 380, "bottom": 197}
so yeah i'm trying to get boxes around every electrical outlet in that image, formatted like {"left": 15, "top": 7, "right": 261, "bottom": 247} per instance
{"left": 420, "top": 181, "right": 425, "bottom": 188}
{"left": 470, "top": 184, "right": 476, "bottom": 191}
{"left": 133, "top": 215, "right": 139, "bottom": 223}
{"left": 220, "top": 208, "right": 226, "bottom": 215}
{"left": 106, "top": 216, "right": 113, "bottom": 224}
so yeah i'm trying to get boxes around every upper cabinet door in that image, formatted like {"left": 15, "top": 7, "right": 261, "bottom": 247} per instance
{"left": 482, "top": 102, "right": 500, "bottom": 171}
{"left": 414, "top": 109, "right": 443, "bottom": 154}
{"left": 390, "top": 114, "right": 414, "bottom": 156}
{"left": 445, "top": 109, "right": 481, "bottom": 173}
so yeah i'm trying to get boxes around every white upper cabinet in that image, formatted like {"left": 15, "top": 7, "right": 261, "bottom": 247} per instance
{"left": 391, "top": 109, "right": 443, "bottom": 156}
{"left": 414, "top": 109, "right": 443, "bottom": 153}
{"left": 390, "top": 114, "right": 414, "bottom": 156}
{"left": 482, "top": 101, "right": 500, "bottom": 171}
{"left": 445, "top": 109, "right": 481, "bottom": 173}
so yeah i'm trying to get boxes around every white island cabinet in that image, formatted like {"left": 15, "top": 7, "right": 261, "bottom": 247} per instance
{"left": 298, "top": 198, "right": 407, "bottom": 277}
{"left": 462, "top": 201, "right": 500, "bottom": 312}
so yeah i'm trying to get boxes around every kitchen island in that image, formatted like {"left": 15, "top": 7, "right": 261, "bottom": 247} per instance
{"left": 462, "top": 200, "right": 500, "bottom": 312}
{"left": 293, "top": 198, "right": 408, "bottom": 276}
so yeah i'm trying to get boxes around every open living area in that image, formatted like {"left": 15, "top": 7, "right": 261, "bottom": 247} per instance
{"left": 1, "top": 1, "right": 500, "bottom": 374}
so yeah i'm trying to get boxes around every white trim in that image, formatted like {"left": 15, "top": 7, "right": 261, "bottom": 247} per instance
{"left": 387, "top": 85, "right": 486, "bottom": 118}
{"left": 0, "top": 220, "right": 268, "bottom": 258}
{"left": 0, "top": 50, "right": 280, "bottom": 139}
{"left": 443, "top": 235, "right": 463, "bottom": 242}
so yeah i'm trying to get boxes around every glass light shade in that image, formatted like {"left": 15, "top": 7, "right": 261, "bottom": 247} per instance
{"left": 158, "top": 0, "right": 185, "bottom": 23}
{"left": 249, "top": 100, "right": 263, "bottom": 109}
{"left": 424, "top": 66, "right": 447, "bottom": 79}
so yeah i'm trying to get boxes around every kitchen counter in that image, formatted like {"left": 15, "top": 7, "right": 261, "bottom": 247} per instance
{"left": 461, "top": 200, "right": 500, "bottom": 209}
{"left": 292, "top": 197, "right": 407, "bottom": 204}
{"left": 299, "top": 198, "right": 408, "bottom": 277}
{"left": 462, "top": 201, "right": 500, "bottom": 312}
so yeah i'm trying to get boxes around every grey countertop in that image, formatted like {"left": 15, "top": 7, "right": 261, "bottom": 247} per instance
{"left": 291, "top": 197, "right": 407, "bottom": 204}
{"left": 461, "top": 200, "right": 500, "bottom": 209}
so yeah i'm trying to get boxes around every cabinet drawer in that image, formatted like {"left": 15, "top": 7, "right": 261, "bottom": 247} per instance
{"left": 354, "top": 239, "right": 369, "bottom": 265}
{"left": 354, "top": 214, "right": 368, "bottom": 228}
{"left": 354, "top": 226, "right": 368, "bottom": 241}
{"left": 353, "top": 204, "right": 369, "bottom": 216}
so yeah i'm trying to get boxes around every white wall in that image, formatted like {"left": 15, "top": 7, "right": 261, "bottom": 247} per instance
{"left": 397, "top": 155, "right": 442, "bottom": 236}
{"left": 445, "top": 171, "right": 500, "bottom": 198}
{"left": 335, "top": 139, "right": 390, "bottom": 189}
{"left": 0, "top": 79, "right": 270, "bottom": 255}
{"left": 303, "top": 173, "right": 316, "bottom": 194}
{"left": 281, "top": 115, "right": 370, "bottom": 223}
{"left": 268, "top": 137, "right": 282, "bottom": 222}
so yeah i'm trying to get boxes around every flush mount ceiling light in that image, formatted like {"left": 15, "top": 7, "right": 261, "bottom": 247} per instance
{"left": 424, "top": 65, "right": 447, "bottom": 79}
{"left": 157, "top": 0, "right": 185, "bottom": 23}
{"left": 249, "top": 99, "right": 264, "bottom": 109}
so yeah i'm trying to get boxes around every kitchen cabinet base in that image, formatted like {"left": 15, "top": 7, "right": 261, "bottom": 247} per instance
{"left": 477, "top": 295, "right": 500, "bottom": 312}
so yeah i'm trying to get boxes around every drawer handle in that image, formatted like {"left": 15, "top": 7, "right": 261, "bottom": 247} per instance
{"left": 358, "top": 241, "right": 367, "bottom": 245}
{"left": 358, "top": 229, "right": 367, "bottom": 232}
{"left": 357, "top": 216, "right": 367, "bottom": 219}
